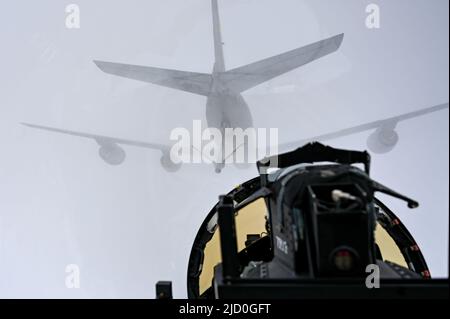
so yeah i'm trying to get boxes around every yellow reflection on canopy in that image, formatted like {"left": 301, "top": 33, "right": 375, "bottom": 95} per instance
{"left": 199, "top": 199, "right": 407, "bottom": 295}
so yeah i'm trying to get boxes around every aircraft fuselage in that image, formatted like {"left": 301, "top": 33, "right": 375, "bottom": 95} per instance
{"left": 205, "top": 72, "right": 253, "bottom": 172}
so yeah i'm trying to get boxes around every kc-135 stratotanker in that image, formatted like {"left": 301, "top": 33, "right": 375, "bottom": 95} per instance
{"left": 23, "top": 0, "right": 448, "bottom": 173}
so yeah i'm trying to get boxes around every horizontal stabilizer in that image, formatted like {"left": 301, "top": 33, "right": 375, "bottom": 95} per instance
{"left": 220, "top": 33, "right": 344, "bottom": 93}
{"left": 94, "top": 60, "right": 212, "bottom": 96}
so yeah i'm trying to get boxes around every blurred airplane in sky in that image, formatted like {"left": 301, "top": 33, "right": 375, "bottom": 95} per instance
{"left": 23, "top": 0, "right": 449, "bottom": 173}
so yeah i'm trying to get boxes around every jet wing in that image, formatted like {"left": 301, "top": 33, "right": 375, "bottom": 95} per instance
{"left": 93, "top": 60, "right": 213, "bottom": 96}
{"left": 21, "top": 123, "right": 170, "bottom": 152}
{"left": 273, "top": 103, "right": 449, "bottom": 154}
{"left": 220, "top": 33, "right": 344, "bottom": 93}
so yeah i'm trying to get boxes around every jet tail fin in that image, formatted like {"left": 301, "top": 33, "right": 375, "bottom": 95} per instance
{"left": 219, "top": 33, "right": 344, "bottom": 93}
{"left": 212, "top": 0, "right": 225, "bottom": 72}
{"left": 94, "top": 60, "right": 212, "bottom": 96}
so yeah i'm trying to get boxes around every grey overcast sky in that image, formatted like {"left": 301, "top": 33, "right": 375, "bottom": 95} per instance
{"left": 0, "top": 0, "right": 448, "bottom": 298}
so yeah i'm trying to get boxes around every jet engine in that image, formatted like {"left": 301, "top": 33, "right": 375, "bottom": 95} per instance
{"left": 98, "top": 142, "right": 126, "bottom": 165}
{"left": 367, "top": 127, "right": 399, "bottom": 154}
{"left": 160, "top": 153, "right": 182, "bottom": 172}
